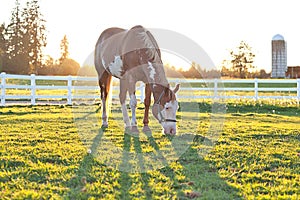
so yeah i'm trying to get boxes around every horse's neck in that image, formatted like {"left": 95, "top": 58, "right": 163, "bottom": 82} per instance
{"left": 151, "top": 84, "right": 169, "bottom": 104}
{"left": 152, "top": 63, "right": 169, "bottom": 86}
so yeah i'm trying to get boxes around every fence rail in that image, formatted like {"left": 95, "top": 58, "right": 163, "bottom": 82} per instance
{"left": 1, "top": 72, "right": 300, "bottom": 106}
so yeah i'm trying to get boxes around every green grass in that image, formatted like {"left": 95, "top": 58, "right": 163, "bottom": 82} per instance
{"left": 0, "top": 103, "right": 299, "bottom": 199}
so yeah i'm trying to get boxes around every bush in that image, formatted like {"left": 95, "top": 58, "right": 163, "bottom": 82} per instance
{"left": 58, "top": 58, "right": 80, "bottom": 75}
{"left": 37, "top": 58, "right": 80, "bottom": 76}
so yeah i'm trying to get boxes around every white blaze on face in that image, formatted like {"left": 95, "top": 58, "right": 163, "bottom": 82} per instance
{"left": 163, "top": 101, "right": 178, "bottom": 120}
{"left": 108, "top": 56, "right": 123, "bottom": 78}
{"left": 161, "top": 100, "right": 178, "bottom": 135}
{"left": 148, "top": 62, "right": 156, "bottom": 81}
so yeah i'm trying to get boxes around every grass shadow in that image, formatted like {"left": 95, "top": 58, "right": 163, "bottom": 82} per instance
{"left": 118, "top": 133, "right": 133, "bottom": 199}
{"left": 178, "top": 144, "right": 242, "bottom": 199}
{"left": 64, "top": 127, "right": 106, "bottom": 199}
{"left": 64, "top": 127, "right": 241, "bottom": 199}
{"left": 162, "top": 133, "right": 242, "bottom": 199}
{"left": 117, "top": 131, "right": 242, "bottom": 199}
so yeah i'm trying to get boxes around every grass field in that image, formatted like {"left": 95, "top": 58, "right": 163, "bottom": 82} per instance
{"left": 0, "top": 102, "right": 299, "bottom": 199}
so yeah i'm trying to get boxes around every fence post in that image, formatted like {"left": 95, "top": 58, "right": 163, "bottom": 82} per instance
{"left": 31, "top": 74, "right": 36, "bottom": 105}
{"left": 254, "top": 78, "right": 258, "bottom": 101}
{"left": 1, "top": 72, "right": 6, "bottom": 106}
{"left": 214, "top": 79, "right": 218, "bottom": 98}
{"left": 140, "top": 83, "right": 145, "bottom": 103}
{"left": 297, "top": 78, "right": 300, "bottom": 106}
{"left": 67, "top": 75, "right": 72, "bottom": 105}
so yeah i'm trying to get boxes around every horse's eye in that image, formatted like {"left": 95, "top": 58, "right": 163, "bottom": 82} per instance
{"left": 166, "top": 107, "right": 170, "bottom": 110}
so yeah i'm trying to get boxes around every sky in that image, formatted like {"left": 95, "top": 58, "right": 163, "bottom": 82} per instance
{"left": 1, "top": 0, "right": 300, "bottom": 72}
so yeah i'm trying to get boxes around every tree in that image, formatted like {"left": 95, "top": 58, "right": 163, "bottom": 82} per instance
{"left": 0, "top": 23, "right": 7, "bottom": 71}
{"left": 3, "top": 0, "right": 47, "bottom": 74}
{"left": 59, "top": 58, "right": 80, "bottom": 75}
{"left": 22, "top": 0, "right": 47, "bottom": 73}
{"left": 229, "top": 41, "right": 255, "bottom": 78}
{"left": 5, "top": 0, "right": 29, "bottom": 74}
{"left": 59, "top": 35, "right": 69, "bottom": 64}
{"left": 184, "top": 62, "right": 202, "bottom": 78}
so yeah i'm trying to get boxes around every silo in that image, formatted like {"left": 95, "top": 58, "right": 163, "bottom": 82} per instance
{"left": 271, "top": 34, "right": 287, "bottom": 78}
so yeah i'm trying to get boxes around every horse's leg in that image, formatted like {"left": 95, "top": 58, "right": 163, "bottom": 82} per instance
{"left": 129, "top": 93, "right": 138, "bottom": 133}
{"left": 128, "top": 80, "right": 139, "bottom": 133}
{"left": 99, "top": 72, "right": 112, "bottom": 128}
{"left": 119, "top": 79, "right": 131, "bottom": 131}
{"left": 142, "top": 83, "right": 152, "bottom": 133}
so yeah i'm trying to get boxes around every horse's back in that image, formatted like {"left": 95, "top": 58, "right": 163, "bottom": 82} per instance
{"left": 94, "top": 27, "right": 126, "bottom": 77}
{"left": 95, "top": 25, "right": 163, "bottom": 81}
{"left": 96, "top": 27, "right": 125, "bottom": 45}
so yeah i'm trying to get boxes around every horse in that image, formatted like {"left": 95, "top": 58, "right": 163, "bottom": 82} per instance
{"left": 94, "top": 25, "right": 180, "bottom": 135}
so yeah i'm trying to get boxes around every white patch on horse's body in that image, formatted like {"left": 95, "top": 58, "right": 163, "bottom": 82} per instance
{"left": 108, "top": 56, "right": 123, "bottom": 78}
{"left": 148, "top": 62, "right": 156, "bottom": 81}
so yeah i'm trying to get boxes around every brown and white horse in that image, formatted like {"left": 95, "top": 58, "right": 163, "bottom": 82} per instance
{"left": 94, "top": 25, "right": 180, "bottom": 135}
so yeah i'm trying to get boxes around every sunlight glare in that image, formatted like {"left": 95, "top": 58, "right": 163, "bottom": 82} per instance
{"left": 162, "top": 51, "right": 191, "bottom": 71}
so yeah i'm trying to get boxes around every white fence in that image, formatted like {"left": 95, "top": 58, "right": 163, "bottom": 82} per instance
{"left": 1, "top": 72, "right": 300, "bottom": 106}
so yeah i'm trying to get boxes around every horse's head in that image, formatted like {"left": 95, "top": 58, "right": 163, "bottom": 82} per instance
{"left": 152, "top": 84, "right": 180, "bottom": 135}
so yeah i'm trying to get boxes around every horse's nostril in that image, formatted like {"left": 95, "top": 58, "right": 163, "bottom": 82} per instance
{"left": 164, "top": 127, "right": 176, "bottom": 135}
{"left": 170, "top": 128, "right": 176, "bottom": 135}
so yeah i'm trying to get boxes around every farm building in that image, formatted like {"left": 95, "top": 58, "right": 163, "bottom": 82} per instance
{"left": 271, "top": 34, "right": 287, "bottom": 78}
{"left": 286, "top": 66, "right": 300, "bottom": 78}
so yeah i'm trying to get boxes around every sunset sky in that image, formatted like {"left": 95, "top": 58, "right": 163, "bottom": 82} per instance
{"left": 1, "top": 0, "right": 300, "bottom": 72}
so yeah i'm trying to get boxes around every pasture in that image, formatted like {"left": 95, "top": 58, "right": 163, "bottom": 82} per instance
{"left": 0, "top": 102, "right": 299, "bottom": 199}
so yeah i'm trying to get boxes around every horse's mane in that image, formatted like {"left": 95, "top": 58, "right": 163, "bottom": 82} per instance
{"left": 129, "top": 26, "right": 161, "bottom": 62}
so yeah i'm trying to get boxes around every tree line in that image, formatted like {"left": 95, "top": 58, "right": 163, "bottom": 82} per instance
{"left": 0, "top": 0, "right": 79, "bottom": 75}
{"left": 164, "top": 41, "right": 269, "bottom": 79}
{"left": 0, "top": 1, "right": 269, "bottom": 78}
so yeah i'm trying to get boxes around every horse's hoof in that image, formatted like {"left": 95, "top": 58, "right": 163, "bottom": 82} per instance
{"left": 131, "top": 126, "right": 139, "bottom": 134}
{"left": 125, "top": 126, "right": 131, "bottom": 134}
{"left": 101, "top": 124, "right": 108, "bottom": 130}
{"left": 142, "top": 126, "right": 152, "bottom": 136}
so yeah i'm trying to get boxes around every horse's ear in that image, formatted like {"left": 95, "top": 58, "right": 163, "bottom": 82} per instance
{"left": 173, "top": 84, "right": 180, "bottom": 94}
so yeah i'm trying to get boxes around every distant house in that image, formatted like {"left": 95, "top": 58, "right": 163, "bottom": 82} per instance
{"left": 286, "top": 66, "right": 300, "bottom": 78}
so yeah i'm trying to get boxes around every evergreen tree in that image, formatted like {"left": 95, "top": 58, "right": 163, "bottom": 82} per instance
{"left": 3, "top": 0, "right": 47, "bottom": 74}
{"left": 0, "top": 24, "right": 7, "bottom": 71}
{"left": 59, "top": 35, "right": 69, "bottom": 64}
{"left": 5, "top": 0, "right": 29, "bottom": 74}
{"left": 23, "top": 0, "right": 47, "bottom": 73}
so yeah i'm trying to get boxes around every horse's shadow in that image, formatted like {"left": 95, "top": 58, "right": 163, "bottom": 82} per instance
{"left": 65, "top": 128, "right": 241, "bottom": 199}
